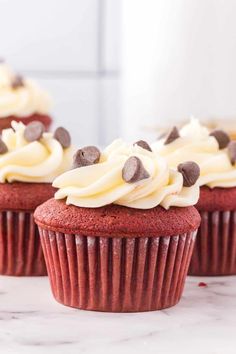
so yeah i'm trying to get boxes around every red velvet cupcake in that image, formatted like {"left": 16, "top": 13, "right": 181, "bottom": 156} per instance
{"left": 0, "top": 62, "right": 52, "bottom": 131}
{"left": 35, "top": 139, "right": 201, "bottom": 312}
{"left": 0, "top": 183, "right": 55, "bottom": 276}
{"left": 0, "top": 120, "right": 74, "bottom": 276}
{"left": 190, "top": 186, "right": 236, "bottom": 275}
{"left": 153, "top": 118, "right": 236, "bottom": 276}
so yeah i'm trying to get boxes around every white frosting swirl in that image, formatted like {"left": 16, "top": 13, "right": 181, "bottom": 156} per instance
{"left": 0, "top": 63, "right": 51, "bottom": 118}
{"left": 0, "top": 121, "right": 74, "bottom": 183}
{"left": 53, "top": 139, "right": 199, "bottom": 209}
{"left": 153, "top": 118, "right": 236, "bottom": 188}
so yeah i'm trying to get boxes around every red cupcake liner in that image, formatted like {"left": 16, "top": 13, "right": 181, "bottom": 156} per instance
{"left": 189, "top": 210, "right": 236, "bottom": 276}
{"left": 39, "top": 228, "right": 197, "bottom": 312}
{"left": 0, "top": 211, "right": 47, "bottom": 276}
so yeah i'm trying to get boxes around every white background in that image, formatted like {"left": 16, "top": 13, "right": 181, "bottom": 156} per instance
{"left": 122, "top": 0, "right": 236, "bottom": 140}
{"left": 0, "top": 0, "right": 120, "bottom": 146}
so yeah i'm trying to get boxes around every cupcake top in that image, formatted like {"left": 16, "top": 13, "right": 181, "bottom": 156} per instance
{"left": 53, "top": 139, "right": 200, "bottom": 210}
{"left": 0, "top": 121, "right": 74, "bottom": 183}
{"left": 153, "top": 118, "right": 236, "bottom": 188}
{"left": 0, "top": 62, "right": 51, "bottom": 118}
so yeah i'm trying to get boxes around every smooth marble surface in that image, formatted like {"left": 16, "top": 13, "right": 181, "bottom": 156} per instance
{"left": 0, "top": 276, "right": 236, "bottom": 354}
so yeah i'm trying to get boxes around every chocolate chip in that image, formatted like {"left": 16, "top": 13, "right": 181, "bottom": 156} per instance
{"left": 11, "top": 75, "right": 24, "bottom": 89}
{"left": 209, "top": 129, "right": 230, "bottom": 149}
{"left": 0, "top": 138, "right": 8, "bottom": 154}
{"left": 73, "top": 146, "right": 101, "bottom": 168}
{"left": 164, "top": 126, "right": 180, "bottom": 145}
{"left": 54, "top": 127, "right": 71, "bottom": 148}
{"left": 122, "top": 156, "right": 150, "bottom": 183}
{"left": 24, "top": 121, "right": 45, "bottom": 142}
{"left": 228, "top": 141, "right": 236, "bottom": 165}
{"left": 134, "top": 140, "right": 152, "bottom": 152}
{"left": 178, "top": 161, "right": 200, "bottom": 187}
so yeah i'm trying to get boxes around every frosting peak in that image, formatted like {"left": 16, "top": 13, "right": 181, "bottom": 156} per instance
{"left": 0, "top": 121, "right": 74, "bottom": 183}
{"left": 153, "top": 118, "right": 236, "bottom": 188}
{"left": 181, "top": 117, "right": 209, "bottom": 139}
{"left": 0, "top": 63, "right": 51, "bottom": 118}
{"left": 53, "top": 139, "right": 200, "bottom": 210}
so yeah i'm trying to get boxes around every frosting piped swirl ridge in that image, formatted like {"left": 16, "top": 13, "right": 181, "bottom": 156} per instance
{"left": 53, "top": 139, "right": 200, "bottom": 209}
{"left": 152, "top": 118, "right": 236, "bottom": 188}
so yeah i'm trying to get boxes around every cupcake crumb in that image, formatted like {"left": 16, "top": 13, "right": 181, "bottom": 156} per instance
{"left": 198, "top": 282, "right": 207, "bottom": 287}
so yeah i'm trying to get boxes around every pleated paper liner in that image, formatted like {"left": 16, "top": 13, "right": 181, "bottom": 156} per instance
{"left": 189, "top": 210, "right": 236, "bottom": 276}
{"left": 39, "top": 229, "right": 197, "bottom": 312}
{"left": 0, "top": 211, "right": 47, "bottom": 276}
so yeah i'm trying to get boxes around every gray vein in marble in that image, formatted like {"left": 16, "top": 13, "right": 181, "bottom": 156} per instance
{"left": 0, "top": 276, "right": 236, "bottom": 354}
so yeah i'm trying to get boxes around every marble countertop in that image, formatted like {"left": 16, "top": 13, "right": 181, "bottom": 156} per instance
{"left": 0, "top": 276, "right": 235, "bottom": 354}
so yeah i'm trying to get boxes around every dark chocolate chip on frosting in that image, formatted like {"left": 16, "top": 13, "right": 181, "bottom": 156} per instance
{"left": 54, "top": 127, "right": 71, "bottom": 148}
{"left": 11, "top": 75, "right": 24, "bottom": 89}
{"left": 134, "top": 140, "right": 152, "bottom": 152}
{"left": 0, "top": 138, "right": 8, "bottom": 154}
{"left": 122, "top": 156, "right": 150, "bottom": 183}
{"left": 209, "top": 129, "right": 230, "bottom": 149}
{"left": 164, "top": 126, "right": 180, "bottom": 145}
{"left": 178, "top": 161, "right": 200, "bottom": 187}
{"left": 24, "top": 121, "right": 45, "bottom": 142}
{"left": 228, "top": 141, "right": 236, "bottom": 165}
{"left": 73, "top": 146, "right": 101, "bottom": 168}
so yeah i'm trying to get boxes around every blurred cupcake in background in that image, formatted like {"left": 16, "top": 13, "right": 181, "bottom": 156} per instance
{"left": 0, "top": 60, "right": 52, "bottom": 131}
{"left": 153, "top": 118, "right": 236, "bottom": 276}
{"left": 204, "top": 117, "right": 236, "bottom": 141}
{"left": 0, "top": 120, "right": 74, "bottom": 276}
{"left": 35, "top": 139, "right": 200, "bottom": 312}
{"left": 147, "top": 116, "right": 236, "bottom": 142}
